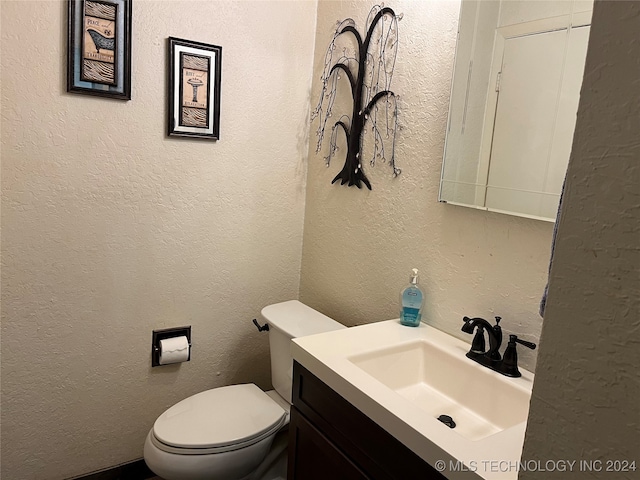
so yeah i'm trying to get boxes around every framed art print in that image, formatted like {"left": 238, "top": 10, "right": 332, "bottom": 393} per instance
{"left": 168, "top": 37, "right": 222, "bottom": 140}
{"left": 67, "top": 0, "right": 132, "bottom": 99}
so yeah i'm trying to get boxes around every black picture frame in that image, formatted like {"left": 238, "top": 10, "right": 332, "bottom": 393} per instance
{"left": 67, "top": 0, "right": 132, "bottom": 100}
{"left": 168, "top": 37, "right": 222, "bottom": 140}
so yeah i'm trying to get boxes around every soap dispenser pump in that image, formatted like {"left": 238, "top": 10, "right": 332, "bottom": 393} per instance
{"left": 400, "top": 268, "right": 425, "bottom": 327}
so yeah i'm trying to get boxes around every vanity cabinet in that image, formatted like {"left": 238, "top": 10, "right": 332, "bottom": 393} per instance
{"left": 287, "top": 362, "right": 448, "bottom": 480}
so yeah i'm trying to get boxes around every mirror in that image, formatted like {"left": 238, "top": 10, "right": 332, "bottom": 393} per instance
{"left": 440, "top": 0, "right": 594, "bottom": 221}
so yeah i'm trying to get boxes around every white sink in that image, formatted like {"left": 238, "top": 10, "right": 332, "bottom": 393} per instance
{"left": 349, "top": 339, "right": 531, "bottom": 441}
{"left": 292, "top": 320, "right": 535, "bottom": 480}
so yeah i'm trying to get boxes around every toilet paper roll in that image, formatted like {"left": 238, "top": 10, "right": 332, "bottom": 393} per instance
{"left": 159, "top": 336, "right": 190, "bottom": 365}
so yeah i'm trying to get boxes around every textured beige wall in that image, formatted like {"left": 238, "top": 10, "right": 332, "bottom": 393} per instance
{"left": 521, "top": 1, "right": 640, "bottom": 478}
{"left": 0, "top": 1, "right": 317, "bottom": 478}
{"left": 300, "top": 0, "right": 553, "bottom": 371}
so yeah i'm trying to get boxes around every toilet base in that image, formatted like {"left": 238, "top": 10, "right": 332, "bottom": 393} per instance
{"left": 144, "top": 426, "right": 288, "bottom": 480}
{"left": 144, "top": 429, "right": 276, "bottom": 480}
{"left": 248, "top": 428, "right": 288, "bottom": 480}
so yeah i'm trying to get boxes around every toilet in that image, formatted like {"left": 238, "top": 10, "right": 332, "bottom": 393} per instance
{"left": 144, "top": 300, "right": 346, "bottom": 480}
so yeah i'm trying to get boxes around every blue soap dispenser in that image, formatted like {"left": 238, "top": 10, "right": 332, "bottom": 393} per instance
{"left": 400, "top": 268, "right": 425, "bottom": 327}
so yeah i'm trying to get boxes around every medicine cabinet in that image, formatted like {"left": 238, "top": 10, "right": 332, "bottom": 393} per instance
{"left": 439, "top": 0, "right": 593, "bottom": 221}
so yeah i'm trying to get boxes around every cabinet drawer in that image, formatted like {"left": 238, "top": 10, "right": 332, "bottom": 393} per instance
{"left": 291, "top": 362, "right": 447, "bottom": 480}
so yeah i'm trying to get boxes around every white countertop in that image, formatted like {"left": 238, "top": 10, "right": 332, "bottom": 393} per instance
{"left": 292, "top": 320, "right": 535, "bottom": 480}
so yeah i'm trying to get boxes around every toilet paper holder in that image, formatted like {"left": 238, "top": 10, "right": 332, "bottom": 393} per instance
{"left": 152, "top": 326, "right": 192, "bottom": 367}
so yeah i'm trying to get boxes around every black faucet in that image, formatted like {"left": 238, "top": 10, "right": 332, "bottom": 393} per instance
{"left": 462, "top": 316, "right": 502, "bottom": 361}
{"left": 461, "top": 316, "right": 535, "bottom": 377}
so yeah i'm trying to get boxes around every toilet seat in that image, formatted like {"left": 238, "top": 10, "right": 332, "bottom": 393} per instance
{"left": 152, "top": 384, "right": 287, "bottom": 455}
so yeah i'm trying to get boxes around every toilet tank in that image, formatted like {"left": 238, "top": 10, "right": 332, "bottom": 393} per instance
{"left": 261, "top": 300, "right": 346, "bottom": 403}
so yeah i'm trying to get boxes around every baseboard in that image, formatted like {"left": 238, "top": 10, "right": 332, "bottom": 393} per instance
{"left": 67, "top": 459, "right": 155, "bottom": 480}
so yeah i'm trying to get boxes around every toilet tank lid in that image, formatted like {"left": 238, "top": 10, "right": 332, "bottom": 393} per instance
{"left": 261, "top": 300, "right": 346, "bottom": 338}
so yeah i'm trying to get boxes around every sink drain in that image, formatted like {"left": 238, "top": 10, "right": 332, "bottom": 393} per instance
{"left": 437, "top": 414, "right": 456, "bottom": 429}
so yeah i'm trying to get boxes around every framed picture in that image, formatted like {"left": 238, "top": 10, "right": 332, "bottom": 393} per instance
{"left": 67, "top": 0, "right": 132, "bottom": 100}
{"left": 168, "top": 37, "right": 222, "bottom": 140}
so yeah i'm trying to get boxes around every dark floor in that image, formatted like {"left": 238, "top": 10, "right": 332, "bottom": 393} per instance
{"left": 70, "top": 460, "right": 159, "bottom": 480}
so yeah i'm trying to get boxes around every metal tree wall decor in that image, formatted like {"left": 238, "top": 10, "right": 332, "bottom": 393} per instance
{"left": 312, "top": 5, "right": 403, "bottom": 190}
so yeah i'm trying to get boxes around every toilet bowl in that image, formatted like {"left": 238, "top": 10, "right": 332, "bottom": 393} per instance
{"left": 144, "top": 301, "right": 346, "bottom": 480}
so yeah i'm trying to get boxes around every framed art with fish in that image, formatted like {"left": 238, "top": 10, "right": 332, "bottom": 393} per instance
{"left": 67, "top": 0, "right": 132, "bottom": 99}
{"left": 168, "top": 37, "right": 222, "bottom": 140}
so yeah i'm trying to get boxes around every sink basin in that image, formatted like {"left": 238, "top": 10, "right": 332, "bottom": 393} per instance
{"left": 292, "top": 320, "right": 535, "bottom": 480}
{"left": 348, "top": 339, "right": 531, "bottom": 441}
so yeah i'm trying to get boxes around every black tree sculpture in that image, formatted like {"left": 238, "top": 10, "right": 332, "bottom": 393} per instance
{"left": 312, "top": 5, "right": 402, "bottom": 190}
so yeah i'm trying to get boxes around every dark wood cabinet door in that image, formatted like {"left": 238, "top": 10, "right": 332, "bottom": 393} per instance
{"left": 288, "top": 406, "right": 370, "bottom": 480}
{"left": 289, "top": 362, "right": 448, "bottom": 480}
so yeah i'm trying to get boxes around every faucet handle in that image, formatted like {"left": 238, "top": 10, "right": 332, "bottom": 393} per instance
{"left": 512, "top": 335, "right": 536, "bottom": 350}
{"left": 470, "top": 325, "right": 486, "bottom": 353}
{"left": 502, "top": 334, "right": 536, "bottom": 377}
{"left": 494, "top": 316, "right": 501, "bottom": 325}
